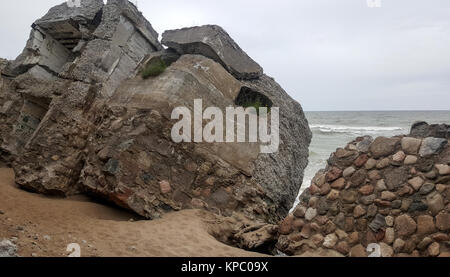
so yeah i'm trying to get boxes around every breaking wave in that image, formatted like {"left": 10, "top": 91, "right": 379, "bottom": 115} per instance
{"left": 310, "top": 124, "right": 404, "bottom": 135}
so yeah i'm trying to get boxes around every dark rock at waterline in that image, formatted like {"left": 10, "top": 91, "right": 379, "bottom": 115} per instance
{"left": 410, "top": 121, "right": 450, "bottom": 139}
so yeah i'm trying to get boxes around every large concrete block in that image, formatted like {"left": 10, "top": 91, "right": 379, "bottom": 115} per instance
{"left": 34, "top": 0, "right": 104, "bottom": 25}
{"left": 94, "top": 0, "right": 162, "bottom": 51}
{"left": 162, "top": 25, "right": 263, "bottom": 80}
{"left": 34, "top": 0, "right": 104, "bottom": 50}
{"left": 6, "top": 29, "right": 71, "bottom": 76}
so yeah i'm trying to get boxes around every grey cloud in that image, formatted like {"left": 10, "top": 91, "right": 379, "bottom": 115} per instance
{"left": 1, "top": 0, "right": 449, "bottom": 110}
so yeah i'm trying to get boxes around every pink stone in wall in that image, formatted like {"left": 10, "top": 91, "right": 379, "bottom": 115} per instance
{"left": 159, "top": 180, "right": 172, "bottom": 194}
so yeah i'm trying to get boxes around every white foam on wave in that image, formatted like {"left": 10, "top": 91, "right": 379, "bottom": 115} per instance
{"left": 310, "top": 124, "right": 404, "bottom": 135}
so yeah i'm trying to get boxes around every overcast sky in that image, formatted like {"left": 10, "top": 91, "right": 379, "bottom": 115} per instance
{"left": 1, "top": 0, "right": 449, "bottom": 111}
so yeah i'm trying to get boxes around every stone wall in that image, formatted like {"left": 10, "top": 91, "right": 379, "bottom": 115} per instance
{"left": 277, "top": 132, "right": 449, "bottom": 257}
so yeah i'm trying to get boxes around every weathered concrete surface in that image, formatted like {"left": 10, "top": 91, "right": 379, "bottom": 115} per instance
{"left": 35, "top": 0, "right": 104, "bottom": 25}
{"left": 1, "top": 0, "right": 161, "bottom": 193}
{"left": 6, "top": 0, "right": 162, "bottom": 97}
{"left": 60, "top": 0, "right": 163, "bottom": 97}
{"left": 162, "top": 25, "right": 263, "bottom": 80}
{"left": 135, "top": 48, "right": 180, "bottom": 75}
{"left": 80, "top": 54, "right": 311, "bottom": 223}
{"left": 34, "top": 0, "right": 104, "bottom": 50}
{"left": 0, "top": 59, "right": 9, "bottom": 71}
{"left": 5, "top": 28, "right": 71, "bottom": 76}
{"left": 242, "top": 75, "right": 311, "bottom": 218}
{"left": 94, "top": 0, "right": 162, "bottom": 50}
{"left": 1, "top": 66, "right": 61, "bottom": 157}
{"left": 5, "top": 0, "right": 104, "bottom": 76}
{"left": 0, "top": 60, "right": 23, "bottom": 161}
{"left": 0, "top": 59, "right": 8, "bottom": 93}
{"left": 207, "top": 212, "right": 279, "bottom": 253}
{"left": 1, "top": 1, "right": 311, "bottom": 227}
{"left": 13, "top": 81, "right": 99, "bottom": 196}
